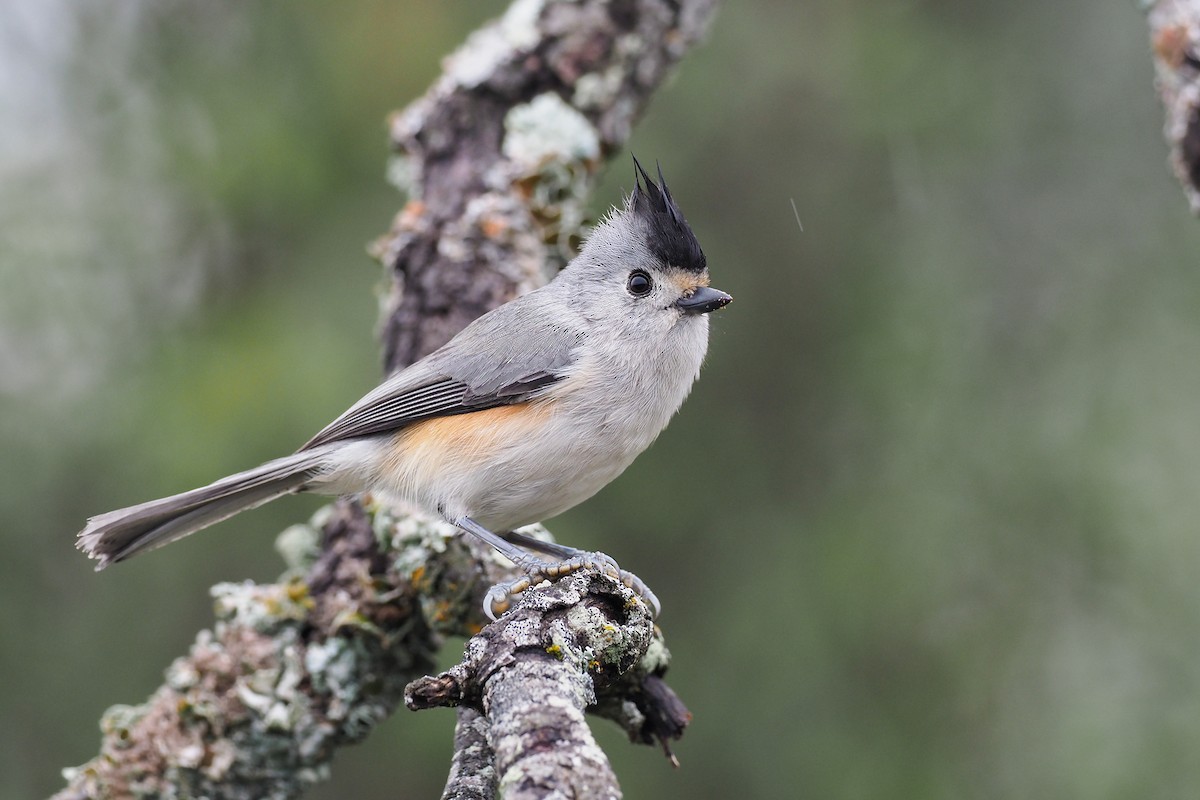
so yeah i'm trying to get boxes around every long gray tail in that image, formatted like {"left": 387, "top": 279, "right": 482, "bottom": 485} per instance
{"left": 76, "top": 451, "right": 327, "bottom": 570}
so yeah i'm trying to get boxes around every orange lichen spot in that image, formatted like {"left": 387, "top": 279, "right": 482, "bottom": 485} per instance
{"left": 409, "top": 565, "right": 434, "bottom": 595}
{"left": 513, "top": 174, "right": 539, "bottom": 200}
{"left": 399, "top": 199, "right": 426, "bottom": 227}
{"left": 480, "top": 215, "right": 508, "bottom": 239}
{"left": 1155, "top": 24, "right": 1192, "bottom": 70}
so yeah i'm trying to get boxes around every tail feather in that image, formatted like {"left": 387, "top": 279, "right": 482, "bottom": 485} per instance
{"left": 77, "top": 451, "right": 326, "bottom": 569}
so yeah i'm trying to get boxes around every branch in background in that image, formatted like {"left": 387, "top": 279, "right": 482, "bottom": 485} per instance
{"left": 56, "top": 502, "right": 501, "bottom": 800}
{"left": 376, "top": 0, "right": 720, "bottom": 372}
{"left": 57, "top": 0, "right": 717, "bottom": 797}
{"left": 1150, "top": 0, "right": 1200, "bottom": 211}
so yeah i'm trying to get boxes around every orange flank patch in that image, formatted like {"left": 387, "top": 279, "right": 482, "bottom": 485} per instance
{"left": 385, "top": 403, "right": 551, "bottom": 476}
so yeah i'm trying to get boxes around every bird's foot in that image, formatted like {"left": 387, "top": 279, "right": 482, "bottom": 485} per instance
{"left": 484, "top": 551, "right": 661, "bottom": 621}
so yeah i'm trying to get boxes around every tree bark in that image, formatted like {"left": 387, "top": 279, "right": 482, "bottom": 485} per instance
{"left": 440, "top": 708, "right": 496, "bottom": 800}
{"left": 56, "top": 1, "right": 717, "bottom": 798}
{"left": 408, "top": 571, "right": 656, "bottom": 800}
{"left": 1149, "top": 0, "right": 1200, "bottom": 211}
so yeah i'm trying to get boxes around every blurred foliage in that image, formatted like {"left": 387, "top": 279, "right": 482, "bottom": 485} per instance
{"left": 4, "top": 0, "right": 1200, "bottom": 798}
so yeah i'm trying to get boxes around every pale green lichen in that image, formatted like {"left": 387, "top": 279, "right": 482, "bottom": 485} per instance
{"left": 100, "top": 703, "right": 148, "bottom": 738}
{"left": 385, "top": 154, "right": 415, "bottom": 196}
{"left": 211, "top": 581, "right": 311, "bottom": 632}
{"left": 573, "top": 63, "right": 627, "bottom": 111}
{"left": 565, "top": 601, "right": 634, "bottom": 674}
{"left": 448, "top": 0, "right": 545, "bottom": 88}
{"left": 500, "top": 93, "right": 599, "bottom": 266}
{"left": 639, "top": 631, "right": 671, "bottom": 674}
{"left": 503, "top": 92, "right": 601, "bottom": 168}
{"left": 275, "top": 521, "right": 321, "bottom": 572}
{"left": 166, "top": 657, "right": 201, "bottom": 692}
{"left": 302, "top": 635, "right": 404, "bottom": 741}
{"left": 380, "top": 507, "right": 457, "bottom": 574}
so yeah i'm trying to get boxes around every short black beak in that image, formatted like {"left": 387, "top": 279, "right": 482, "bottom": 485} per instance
{"left": 676, "top": 286, "right": 733, "bottom": 315}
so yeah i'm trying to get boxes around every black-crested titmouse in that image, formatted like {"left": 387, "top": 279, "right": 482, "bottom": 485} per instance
{"left": 77, "top": 158, "right": 731, "bottom": 617}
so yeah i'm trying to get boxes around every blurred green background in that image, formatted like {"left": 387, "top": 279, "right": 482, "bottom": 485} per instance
{"left": 4, "top": 1, "right": 1200, "bottom": 797}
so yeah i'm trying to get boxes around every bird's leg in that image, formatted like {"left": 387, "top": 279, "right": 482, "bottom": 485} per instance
{"left": 499, "top": 529, "right": 612, "bottom": 561}
{"left": 500, "top": 529, "right": 660, "bottom": 617}
{"left": 453, "top": 517, "right": 661, "bottom": 620}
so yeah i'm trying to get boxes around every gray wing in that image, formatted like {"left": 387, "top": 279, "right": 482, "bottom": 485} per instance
{"left": 300, "top": 295, "right": 583, "bottom": 451}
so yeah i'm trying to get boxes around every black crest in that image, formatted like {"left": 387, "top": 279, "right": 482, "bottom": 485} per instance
{"left": 629, "top": 156, "right": 707, "bottom": 274}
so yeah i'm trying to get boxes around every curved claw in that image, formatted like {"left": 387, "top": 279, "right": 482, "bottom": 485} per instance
{"left": 618, "top": 569, "right": 662, "bottom": 618}
{"left": 484, "top": 585, "right": 510, "bottom": 621}
{"left": 460, "top": 518, "right": 661, "bottom": 620}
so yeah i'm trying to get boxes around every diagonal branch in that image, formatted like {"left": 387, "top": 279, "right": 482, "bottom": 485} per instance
{"left": 56, "top": 1, "right": 718, "bottom": 797}
{"left": 441, "top": 707, "right": 496, "bottom": 800}
{"left": 377, "top": 0, "right": 720, "bottom": 372}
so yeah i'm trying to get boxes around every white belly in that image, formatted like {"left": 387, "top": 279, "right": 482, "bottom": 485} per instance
{"left": 321, "top": 316, "right": 708, "bottom": 532}
{"left": 366, "top": 394, "right": 663, "bottom": 531}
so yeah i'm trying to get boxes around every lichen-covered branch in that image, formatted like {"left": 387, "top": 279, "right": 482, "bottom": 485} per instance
{"left": 441, "top": 708, "right": 496, "bottom": 800}
{"left": 1149, "top": 0, "right": 1200, "bottom": 211}
{"left": 56, "top": 502, "right": 494, "bottom": 799}
{"left": 406, "top": 571, "right": 665, "bottom": 800}
{"left": 57, "top": 0, "right": 715, "bottom": 797}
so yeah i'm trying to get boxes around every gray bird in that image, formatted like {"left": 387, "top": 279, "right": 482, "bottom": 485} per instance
{"left": 77, "top": 158, "right": 732, "bottom": 617}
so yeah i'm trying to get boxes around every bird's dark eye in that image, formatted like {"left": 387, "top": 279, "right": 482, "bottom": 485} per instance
{"left": 627, "top": 270, "right": 653, "bottom": 297}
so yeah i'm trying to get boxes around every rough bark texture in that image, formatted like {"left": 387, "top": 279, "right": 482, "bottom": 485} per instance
{"left": 1150, "top": 0, "right": 1200, "bottom": 211}
{"left": 56, "top": 1, "right": 716, "bottom": 797}
{"left": 57, "top": 503, "right": 499, "bottom": 800}
{"left": 407, "top": 571, "right": 687, "bottom": 800}
{"left": 441, "top": 708, "right": 497, "bottom": 800}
